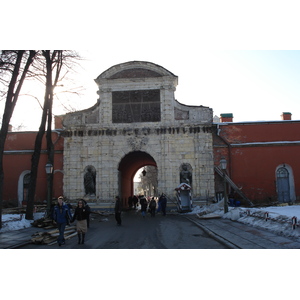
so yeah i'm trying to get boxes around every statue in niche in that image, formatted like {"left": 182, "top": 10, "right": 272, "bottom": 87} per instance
{"left": 180, "top": 164, "right": 192, "bottom": 185}
{"left": 84, "top": 166, "right": 96, "bottom": 196}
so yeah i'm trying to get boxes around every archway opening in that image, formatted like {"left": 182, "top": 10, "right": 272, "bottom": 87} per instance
{"left": 118, "top": 151, "right": 157, "bottom": 208}
{"left": 134, "top": 165, "right": 158, "bottom": 198}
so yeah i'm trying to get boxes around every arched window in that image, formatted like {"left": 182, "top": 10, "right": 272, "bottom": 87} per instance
{"left": 277, "top": 167, "right": 289, "bottom": 178}
{"left": 18, "top": 171, "right": 31, "bottom": 206}
{"left": 23, "top": 173, "right": 31, "bottom": 202}
{"left": 276, "top": 167, "right": 290, "bottom": 203}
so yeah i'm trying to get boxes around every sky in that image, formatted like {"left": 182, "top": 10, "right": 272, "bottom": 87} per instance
{"left": 6, "top": 50, "right": 300, "bottom": 131}
{"left": 2, "top": 1, "right": 300, "bottom": 131}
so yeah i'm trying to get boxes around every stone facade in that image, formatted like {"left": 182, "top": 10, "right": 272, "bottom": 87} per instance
{"left": 60, "top": 61, "right": 215, "bottom": 204}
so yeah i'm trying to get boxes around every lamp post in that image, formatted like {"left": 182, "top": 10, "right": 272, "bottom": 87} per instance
{"left": 45, "top": 162, "right": 53, "bottom": 217}
{"left": 220, "top": 158, "right": 228, "bottom": 213}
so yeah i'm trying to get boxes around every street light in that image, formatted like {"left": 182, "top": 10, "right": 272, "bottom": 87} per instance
{"left": 142, "top": 167, "right": 147, "bottom": 176}
{"left": 45, "top": 162, "right": 53, "bottom": 217}
{"left": 45, "top": 163, "right": 53, "bottom": 175}
{"left": 220, "top": 158, "right": 228, "bottom": 213}
{"left": 220, "top": 157, "right": 227, "bottom": 170}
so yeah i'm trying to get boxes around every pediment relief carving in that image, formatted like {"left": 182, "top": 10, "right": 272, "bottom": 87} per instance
{"left": 174, "top": 107, "right": 189, "bottom": 120}
{"left": 127, "top": 136, "right": 149, "bottom": 151}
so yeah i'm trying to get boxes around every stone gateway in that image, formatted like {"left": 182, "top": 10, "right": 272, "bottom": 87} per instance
{"left": 60, "top": 61, "right": 215, "bottom": 207}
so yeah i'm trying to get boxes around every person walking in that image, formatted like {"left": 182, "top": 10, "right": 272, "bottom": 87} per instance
{"left": 71, "top": 200, "right": 89, "bottom": 244}
{"left": 140, "top": 195, "right": 148, "bottom": 218}
{"left": 52, "top": 196, "right": 72, "bottom": 246}
{"left": 82, "top": 199, "right": 91, "bottom": 228}
{"left": 133, "top": 195, "right": 138, "bottom": 209}
{"left": 149, "top": 197, "right": 157, "bottom": 217}
{"left": 159, "top": 193, "right": 167, "bottom": 216}
{"left": 114, "top": 196, "right": 122, "bottom": 226}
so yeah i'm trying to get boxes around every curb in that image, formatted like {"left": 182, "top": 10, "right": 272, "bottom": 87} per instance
{"left": 4, "top": 241, "right": 31, "bottom": 249}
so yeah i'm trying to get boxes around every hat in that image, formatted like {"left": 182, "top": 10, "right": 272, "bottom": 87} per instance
{"left": 58, "top": 196, "right": 64, "bottom": 200}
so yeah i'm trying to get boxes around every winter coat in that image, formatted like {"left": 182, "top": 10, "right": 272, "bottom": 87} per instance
{"left": 82, "top": 201, "right": 91, "bottom": 216}
{"left": 71, "top": 207, "right": 89, "bottom": 222}
{"left": 140, "top": 197, "right": 148, "bottom": 212}
{"left": 115, "top": 199, "right": 122, "bottom": 213}
{"left": 53, "top": 203, "right": 72, "bottom": 224}
{"left": 159, "top": 195, "right": 167, "bottom": 207}
{"left": 149, "top": 199, "right": 156, "bottom": 209}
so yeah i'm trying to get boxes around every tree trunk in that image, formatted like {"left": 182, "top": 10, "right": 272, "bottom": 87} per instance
{"left": 25, "top": 51, "right": 59, "bottom": 220}
{"left": 25, "top": 113, "right": 48, "bottom": 220}
{"left": 0, "top": 51, "right": 36, "bottom": 228}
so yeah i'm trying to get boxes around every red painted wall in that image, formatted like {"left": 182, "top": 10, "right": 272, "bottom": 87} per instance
{"left": 3, "top": 131, "right": 63, "bottom": 206}
{"left": 214, "top": 121, "right": 300, "bottom": 204}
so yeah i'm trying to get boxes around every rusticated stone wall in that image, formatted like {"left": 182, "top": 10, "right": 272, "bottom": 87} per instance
{"left": 60, "top": 61, "right": 215, "bottom": 203}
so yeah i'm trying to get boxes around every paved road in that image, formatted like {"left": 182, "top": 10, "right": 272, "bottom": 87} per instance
{"left": 20, "top": 211, "right": 228, "bottom": 249}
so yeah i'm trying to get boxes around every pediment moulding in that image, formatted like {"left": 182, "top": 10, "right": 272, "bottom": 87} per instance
{"left": 95, "top": 61, "right": 177, "bottom": 81}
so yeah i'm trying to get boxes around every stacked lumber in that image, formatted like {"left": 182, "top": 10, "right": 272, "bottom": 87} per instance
{"left": 31, "top": 226, "right": 77, "bottom": 245}
{"left": 31, "top": 217, "right": 55, "bottom": 229}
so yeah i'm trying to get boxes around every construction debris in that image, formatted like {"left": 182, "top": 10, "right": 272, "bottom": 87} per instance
{"left": 31, "top": 217, "right": 55, "bottom": 228}
{"left": 31, "top": 226, "right": 77, "bottom": 245}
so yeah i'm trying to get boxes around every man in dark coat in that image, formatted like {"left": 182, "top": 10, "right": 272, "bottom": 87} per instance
{"left": 52, "top": 196, "right": 72, "bottom": 246}
{"left": 159, "top": 193, "right": 167, "bottom": 216}
{"left": 133, "top": 195, "right": 138, "bottom": 209}
{"left": 114, "top": 196, "right": 122, "bottom": 226}
{"left": 149, "top": 197, "right": 157, "bottom": 217}
{"left": 139, "top": 195, "right": 148, "bottom": 218}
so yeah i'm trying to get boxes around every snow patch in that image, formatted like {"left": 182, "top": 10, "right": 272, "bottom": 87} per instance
{"left": 0, "top": 212, "right": 44, "bottom": 233}
{"left": 185, "top": 201, "right": 300, "bottom": 238}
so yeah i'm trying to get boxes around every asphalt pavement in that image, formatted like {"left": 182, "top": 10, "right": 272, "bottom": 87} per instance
{"left": 185, "top": 215, "right": 300, "bottom": 249}
{"left": 1, "top": 212, "right": 300, "bottom": 249}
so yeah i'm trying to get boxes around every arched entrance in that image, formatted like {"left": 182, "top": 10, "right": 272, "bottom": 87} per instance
{"left": 277, "top": 167, "right": 290, "bottom": 202}
{"left": 276, "top": 164, "right": 296, "bottom": 203}
{"left": 118, "top": 151, "right": 157, "bottom": 204}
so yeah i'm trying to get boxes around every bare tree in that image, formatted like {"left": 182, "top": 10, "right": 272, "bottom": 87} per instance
{"left": 140, "top": 166, "right": 158, "bottom": 197}
{"left": 25, "top": 50, "right": 81, "bottom": 219}
{"left": 0, "top": 50, "right": 37, "bottom": 228}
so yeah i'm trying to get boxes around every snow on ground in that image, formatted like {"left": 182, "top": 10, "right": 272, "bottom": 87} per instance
{"left": 185, "top": 200, "right": 300, "bottom": 239}
{"left": 0, "top": 212, "right": 44, "bottom": 233}
{"left": 2, "top": 202, "right": 300, "bottom": 239}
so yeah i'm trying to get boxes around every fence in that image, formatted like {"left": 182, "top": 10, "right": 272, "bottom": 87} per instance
{"left": 243, "top": 209, "right": 298, "bottom": 230}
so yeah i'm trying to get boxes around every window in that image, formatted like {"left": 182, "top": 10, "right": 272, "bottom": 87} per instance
{"left": 112, "top": 89, "right": 161, "bottom": 123}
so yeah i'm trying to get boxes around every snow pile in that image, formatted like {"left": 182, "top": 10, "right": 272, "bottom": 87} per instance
{"left": 187, "top": 200, "right": 224, "bottom": 217}
{"left": 0, "top": 212, "right": 44, "bottom": 233}
{"left": 187, "top": 201, "right": 300, "bottom": 238}
{"left": 236, "top": 206, "right": 300, "bottom": 238}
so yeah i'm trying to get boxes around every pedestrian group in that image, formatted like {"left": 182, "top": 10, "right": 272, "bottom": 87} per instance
{"left": 52, "top": 193, "right": 167, "bottom": 247}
